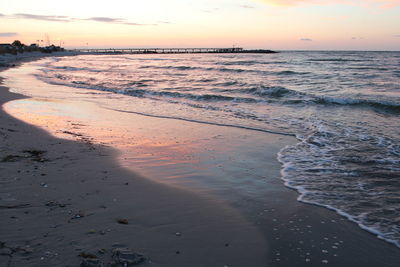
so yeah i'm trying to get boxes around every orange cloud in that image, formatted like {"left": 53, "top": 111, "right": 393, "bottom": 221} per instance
{"left": 257, "top": 0, "right": 400, "bottom": 7}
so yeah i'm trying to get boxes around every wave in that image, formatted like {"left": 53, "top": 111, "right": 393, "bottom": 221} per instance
{"left": 37, "top": 73, "right": 261, "bottom": 104}
{"left": 138, "top": 64, "right": 255, "bottom": 74}
{"left": 216, "top": 60, "right": 287, "bottom": 66}
{"left": 139, "top": 65, "right": 200, "bottom": 71}
{"left": 137, "top": 64, "right": 310, "bottom": 77}
{"left": 216, "top": 60, "right": 259, "bottom": 66}
{"left": 309, "top": 58, "right": 369, "bottom": 62}
{"left": 48, "top": 65, "right": 103, "bottom": 72}
{"left": 243, "top": 86, "right": 400, "bottom": 113}
{"left": 123, "top": 89, "right": 259, "bottom": 103}
{"left": 121, "top": 56, "right": 174, "bottom": 61}
{"left": 348, "top": 67, "right": 390, "bottom": 71}
{"left": 277, "top": 70, "right": 310, "bottom": 76}
{"left": 241, "top": 86, "right": 303, "bottom": 98}
{"left": 278, "top": 115, "right": 400, "bottom": 248}
{"left": 314, "top": 95, "right": 400, "bottom": 113}
{"left": 38, "top": 68, "right": 400, "bottom": 114}
{"left": 278, "top": 147, "right": 400, "bottom": 248}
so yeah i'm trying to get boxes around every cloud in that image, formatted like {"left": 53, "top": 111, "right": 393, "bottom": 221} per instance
{"left": 87, "top": 17, "right": 123, "bottom": 23}
{"left": 4, "top": 13, "right": 154, "bottom": 26}
{"left": 300, "top": 38, "right": 313, "bottom": 41}
{"left": 15, "top": 13, "right": 71, "bottom": 22}
{"left": 202, "top": 8, "right": 220, "bottom": 13}
{"left": 86, "top": 17, "right": 121, "bottom": 23}
{"left": 0, "top": 32, "right": 18, "bottom": 37}
{"left": 395, "top": 35, "right": 400, "bottom": 38}
{"left": 86, "top": 17, "right": 150, "bottom": 26}
{"left": 240, "top": 4, "right": 255, "bottom": 8}
{"left": 123, "top": 22, "right": 146, "bottom": 26}
{"left": 258, "top": 0, "right": 307, "bottom": 5}
{"left": 256, "top": 0, "right": 400, "bottom": 8}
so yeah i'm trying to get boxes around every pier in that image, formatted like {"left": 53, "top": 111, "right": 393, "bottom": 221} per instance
{"left": 73, "top": 47, "right": 277, "bottom": 54}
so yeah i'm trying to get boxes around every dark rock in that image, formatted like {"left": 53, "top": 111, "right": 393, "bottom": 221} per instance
{"left": 79, "top": 252, "right": 98, "bottom": 259}
{"left": 1, "top": 155, "right": 22, "bottom": 162}
{"left": 111, "top": 243, "right": 127, "bottom": 249}
{"left": 112, "top": 248, "right": 145, "bottom": 266}
{"left": 71, "top": 211, "right": 86, "bottom": 219}
{"left": 45, "top": 201, "right": 68, "bottom": 208}
{"left": 0, "top": 204, "right": 30, "bottom": 209}
{"left": 80, "top": 258, "right": 103, "bottom": 267}
{"left": 0, "top": 248, "right": 12, "bottom": 256}
{"left": 23, "top": 150, "right": 48, "bottom": 162}
{"left": 17, "top": 247, "right": 33, "bottom": 255}
{"left": 23, "top": 150, "right": 46, "bottom": 157}
{"left": 62, "top": 131, "right": 83, "bottom": 137}
{"left": 117, "top": 219, "right": 129, "bottom": 225}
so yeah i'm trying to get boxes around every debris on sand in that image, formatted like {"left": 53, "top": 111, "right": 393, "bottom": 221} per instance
{"left": 1, "top": 155, "right": 22, "bottom": 162}
{"left": 0, "top": 247, "right": 12, "bottom": 256}
{"left": 45, "top": 201, "right": 68, "bottom": 208}
{"left": 0, "top": 203, "right": 31, "bottom": 209}
{"left": 71, "top": 210, "right": 86, "bottom": 220}
{"left": 62, "top": 131, "right": 83, "bottom": 137}
{"left": 79, "top": 252, "right": 98, "bottom": 259}
{"left": 1, "top": 150, "right": 48, "bottom": 162}
{"left": 116, "top": 219, "right": 129, "bottom": 225}
{"left": 112, "top": 248, "right": 146, "bottom": 266}
{"left": 23, "top": 150, "right": 48, "bottom": 162}
{"left": 80, "top": 258, "right": 103, "bottom": 267}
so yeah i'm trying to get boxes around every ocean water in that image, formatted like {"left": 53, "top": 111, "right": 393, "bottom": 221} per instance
{"left": 19, "top": 51, "right": 400, "bottom": 247}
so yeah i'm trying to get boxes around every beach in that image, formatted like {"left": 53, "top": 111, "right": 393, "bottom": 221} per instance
{"left": 0, "top": 54, "right": 399, "bottom": 266}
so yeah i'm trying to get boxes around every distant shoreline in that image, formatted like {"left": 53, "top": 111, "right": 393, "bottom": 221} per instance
{"left": 71, "top": 47, "right": 278, "bottom": 55}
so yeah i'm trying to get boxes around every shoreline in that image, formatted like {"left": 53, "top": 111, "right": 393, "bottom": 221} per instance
{"left": 1, "top": 57, "right": 399, "bottom": 266}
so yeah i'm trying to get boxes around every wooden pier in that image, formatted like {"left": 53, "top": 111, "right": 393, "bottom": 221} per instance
{"left": 72, "top": 47, "right": 277, "bottom": 54}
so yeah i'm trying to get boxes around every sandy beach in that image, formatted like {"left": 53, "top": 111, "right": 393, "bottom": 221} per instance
{"left": 1, "top": 55, "right": 399, "bottom": 267}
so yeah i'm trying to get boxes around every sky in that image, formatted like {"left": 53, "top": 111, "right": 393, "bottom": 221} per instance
{"left": 1, "top": 0, "right": 399, "bottom": 50}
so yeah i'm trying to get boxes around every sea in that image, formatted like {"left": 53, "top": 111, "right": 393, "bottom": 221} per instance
{"left": 7, "top": 51, "right": 400, "bottom": 248}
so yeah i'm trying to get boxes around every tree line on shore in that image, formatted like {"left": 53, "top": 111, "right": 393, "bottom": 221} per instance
{"left": 0, "top": 40, "right": 65, "bottom": 55}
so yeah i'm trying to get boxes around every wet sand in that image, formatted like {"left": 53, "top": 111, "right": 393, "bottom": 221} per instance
{"left": 0, "top": 79, "right": 269, "bottom": 266}
{"left": 1, "top": 59, "right": 399, "bottom": 266}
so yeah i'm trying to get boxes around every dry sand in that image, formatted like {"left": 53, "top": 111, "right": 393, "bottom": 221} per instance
{"left": 1, "top": 56, "right": 399, "bottom": 266}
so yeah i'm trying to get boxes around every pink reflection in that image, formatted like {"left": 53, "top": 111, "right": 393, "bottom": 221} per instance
{"left": 4, "top": 97, "right": 206, "bottom": 185}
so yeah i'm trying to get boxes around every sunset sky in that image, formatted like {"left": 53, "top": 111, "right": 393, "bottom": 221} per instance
{"left": 1, "top": 0, "right": 399, "bottom": 50}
